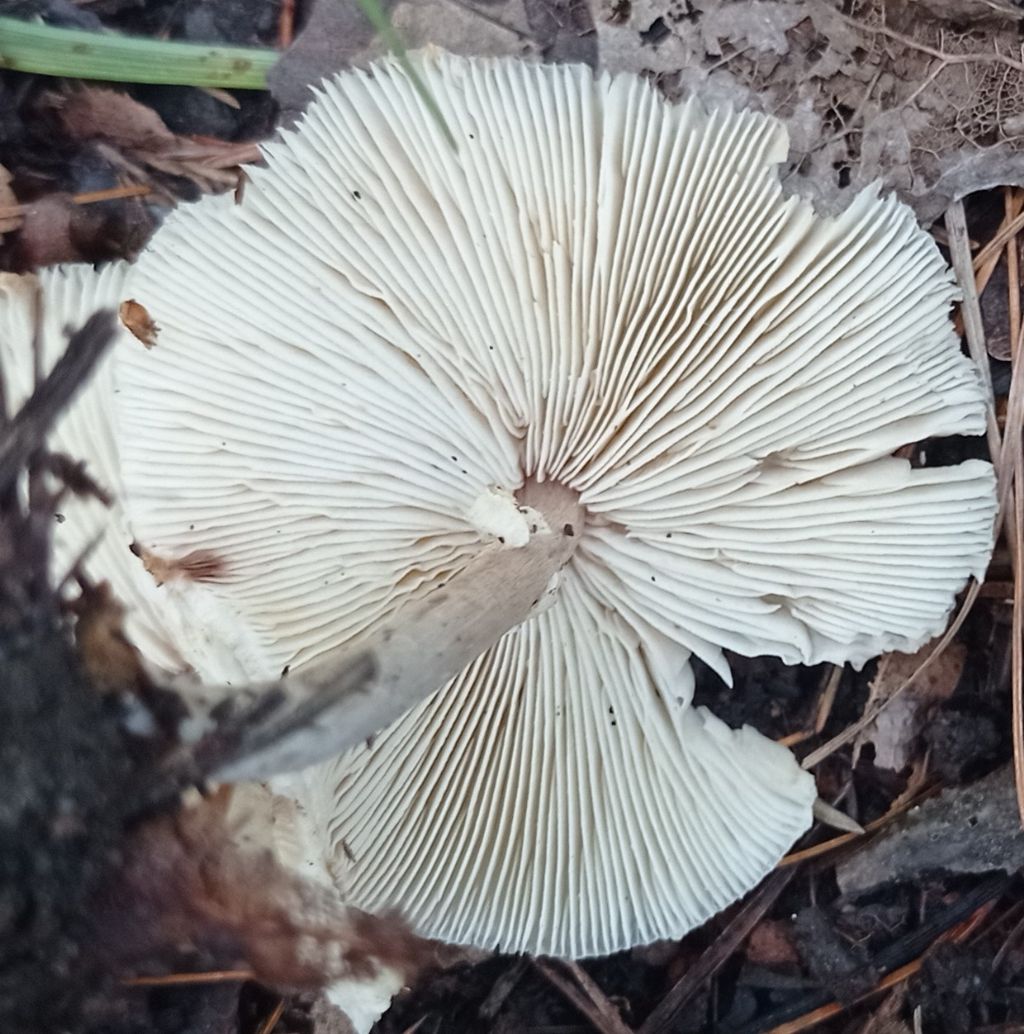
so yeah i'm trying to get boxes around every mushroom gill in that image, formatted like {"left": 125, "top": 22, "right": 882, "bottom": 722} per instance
{"left": 10, "top": 53, "right": 996, "bottom": 961}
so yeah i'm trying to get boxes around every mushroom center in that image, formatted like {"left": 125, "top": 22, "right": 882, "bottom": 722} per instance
{"left": 467, "top": 478, "right": 584, "bottom": 555}
{"left": 515, "top": 477, "right": 585, "bottom": 546}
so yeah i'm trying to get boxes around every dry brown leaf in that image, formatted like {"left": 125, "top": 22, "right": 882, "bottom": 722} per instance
{"left": 855, "top": 640, "right": 966, "bottom": 771}
{"left": 119, "top": 299, "right": 159, "bottom": 348}
{"left": 745, "top": 919, "right": 800, "bottom": 967}
{"left": 49, "top": 88, "right": 259, "bottom": 198}
{"left": 131, "top": 543, "right": 226, "bottom": 586}
{"left": 13, "top": 190, "right": 155, "bottom": 269}
{"left": 57, "top": 86, "right": 177, "bottom": 152}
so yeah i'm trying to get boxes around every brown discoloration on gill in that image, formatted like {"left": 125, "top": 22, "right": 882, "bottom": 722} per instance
{"left": 131, "top": 542, "right": 226, "bottom": 586}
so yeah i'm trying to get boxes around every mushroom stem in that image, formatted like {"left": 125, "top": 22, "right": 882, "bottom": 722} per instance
{"left": 186, "top": 480, "right": 584, "bottom": 782}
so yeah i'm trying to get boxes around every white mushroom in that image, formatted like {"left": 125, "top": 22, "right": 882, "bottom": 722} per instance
{"left": 0, "top": 265, "right": 184, "bottom": 672}
{"left": 0, "top": 265, "right": 282, "bottom": 686}
{"left": 10, "top": 53, "right": 996, "bottom": 963}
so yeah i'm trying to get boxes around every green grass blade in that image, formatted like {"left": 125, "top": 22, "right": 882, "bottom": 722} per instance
{"left": 355, "top": 0, "right": 458, "bottom": 151}
{"left": 0, "top": 16, "right": 277, "bottom": 89}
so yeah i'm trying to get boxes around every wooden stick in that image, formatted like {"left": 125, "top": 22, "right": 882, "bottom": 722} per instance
{"left": 639, "top": 870, "right": 795, "bottom": 1034}
{"left": 184, "top": 481, "right": 584, "bottom": 782}
{"left": 946, "top": 201, "right": 1002, "bottom": 460}
{"left": 0, "top": 309, "right": 116, "bottom": 495}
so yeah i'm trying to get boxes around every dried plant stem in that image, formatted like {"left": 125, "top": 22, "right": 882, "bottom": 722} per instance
{"left": 947, "top": 201, "right": 1002, "bottom": 460}
{"left": 976, "top": 207, "right": 1024, "bottom": 273}
{"left": 534, "top": 959, "right": 634, "bottom": 1034}
{"left": 1006, "top": 190, "right": 1021, "bottom": 345}
{"left": 124, "top": 969, "right": 253, "bottom": 987}
{"left": 1002, "top": 187, "right": 1024, "bottom": 826}
{"left": 1013, "top": 432, "right": 1024, "bottom": 824}
{"left": 842, "top": 13, "right": 1024, "bottom": 76}
{"left": 0, "top": 310, "right": 116, "bottom": 495}
{"left": 0, "top": 184, "right": 151, "bottom": 223}
{"left": 639, "top": 870, "right": 796, "bottom": 1034}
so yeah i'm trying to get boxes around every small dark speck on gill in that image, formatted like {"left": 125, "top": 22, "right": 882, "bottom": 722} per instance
{"left": 563, "top": 523, "right": 575, "bottom": 536}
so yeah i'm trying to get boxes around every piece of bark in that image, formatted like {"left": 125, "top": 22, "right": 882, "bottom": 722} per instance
{"left": 838, "top": 765, "right": 1024, "bottom": 896}
{"left": 0, "top": 309, "right": 116, "bottom": 494}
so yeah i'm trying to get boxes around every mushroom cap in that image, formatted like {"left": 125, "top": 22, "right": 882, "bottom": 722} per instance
{"left": 99, "top": 54, "right": 994, "bottom": 955}
{"left": 0, "top": 264, "right": 278, "bottom": 683}
{"left": 0, "top": 264, "right": 188, "bottom": 671}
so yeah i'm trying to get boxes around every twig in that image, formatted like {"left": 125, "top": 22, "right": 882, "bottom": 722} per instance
{"left": 839, "top": 11, "right": 1024, "bottom": 75}
{"left": 947, "top": 201, "right": 1002, "bottom": 460}
{"left": 533, "top": 959, "right": 634, "bottom": 1034}
{"left": 123, "top": 969, "right": 253, "bottom": 987}
{"left": 992, "top": 908, "right": 1024, "bottom": 972}
{"left": 778, "top": 665, "right": 842, "bottom": 748}
{"left": 802, "top": 582, "right": 982, "bottom": 768}
{"left": 1005, "top": 189, "right": 1021, "bottom": 349}
{"left": 186, "top": 481, "right": 584, "bottom": 782}
{"left": 0, "top": 310, "right": 116, "bottom": 496}
{"left": 1014, "top": 381, "right": 1024, "bottom": 824}
{"left": 975, "top": 208, "right": 1024, "bottom": 273}
{"left": 255, "top": 997, "right": 286, "bottom": 1034}
{"left": 999, "top": 190, "right": 1024, "bottom": 826}
{"left": 639, "top": 869, "right": 796, "bottom": 1034}
{"left": 0, "top": 183, "right": 151, "bottom": 223}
